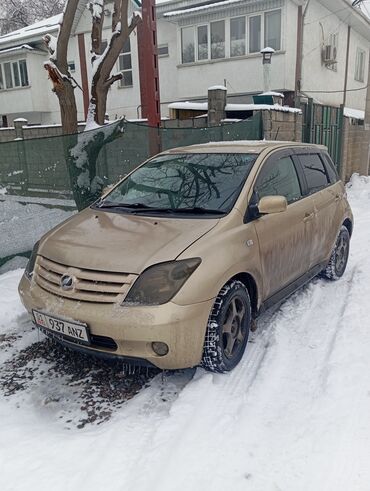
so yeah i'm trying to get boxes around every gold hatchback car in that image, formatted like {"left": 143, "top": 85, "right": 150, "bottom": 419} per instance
{"left": 19, "top": 141, "right": 353, "bottom": 372}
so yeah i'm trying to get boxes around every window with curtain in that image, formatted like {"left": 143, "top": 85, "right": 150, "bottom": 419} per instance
{"left": 181, "top": 26, "right": 195, "bottom": 63}
{"left": 264, "top": 10, "right": 281, "bottom": 51}
{"left": 197, "top": 25, "right": 209, "bottom": 60}
{"left": 249, "top": 15, "right": 261, "bottom": 53}
{"left": 211, "top": 20, "right": 225, "bottom": 59}
{"left": 230, "top": 17, "right": 246, "bottom": 57}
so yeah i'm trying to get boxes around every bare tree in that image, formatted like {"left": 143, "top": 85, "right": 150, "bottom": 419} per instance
{"left": 44, "top": 0, "right": 80, "bottom": 134}
{"left": 89, "top": 0, "right": 141, "bottom": 125}
{"left": 0, "top": 0, "right": 64, "bottom": 35}
{"left": 42, "top": 0, "right": 142, "bottom": 209}
{"left": 44, "top": 0, "right": 141, "bottom": 131}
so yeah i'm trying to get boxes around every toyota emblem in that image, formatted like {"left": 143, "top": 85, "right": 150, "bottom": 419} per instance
{"left": 60, "top": 275, "right": 74, "bottom": 291}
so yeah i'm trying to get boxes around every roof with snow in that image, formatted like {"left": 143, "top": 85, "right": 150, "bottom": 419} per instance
{"left": 0, "top": 15, "right": 61, "bottom": 47}
{"left": 344, "top": 107, "right": 365, "bottom": 120}
{"left": 161, "top": 0, "right": 370, "bottom": 40}
{"left": 163, "top": 0, "right": 245, "bottom": 17}
{"left": 0, "top": 45, "right": 40, "bottom": 57}
{"left": 0, "top": 0, "right": 142, "bottom": 49}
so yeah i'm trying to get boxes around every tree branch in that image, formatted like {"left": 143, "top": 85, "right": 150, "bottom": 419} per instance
{"left": 112, "top": 0, "right": 121, "bottom": 32}
{"left": 56, "top": 0, "right": 80, "bottom": 72}
{"left": 90, "top": 0, "right": 105, "bottom": 58}
{"left": 106, "top": 73, "right": 123, "bottom": 87}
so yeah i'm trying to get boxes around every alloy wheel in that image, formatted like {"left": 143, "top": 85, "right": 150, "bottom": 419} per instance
{"left": 222, "top": 295, "right": 248, "bottom": 360}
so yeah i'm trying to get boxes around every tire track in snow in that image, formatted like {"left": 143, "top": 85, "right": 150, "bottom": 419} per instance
{"left": 123, "top": 256, "right": 367, "bottom": 491}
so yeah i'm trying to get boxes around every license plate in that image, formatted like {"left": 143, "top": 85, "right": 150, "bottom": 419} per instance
{"left": 32, "top": 310, "right": 90, "bottom": 345}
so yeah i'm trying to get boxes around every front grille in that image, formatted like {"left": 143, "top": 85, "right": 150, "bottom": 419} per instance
{"left": 34, "top": 256, "right": 137, "bottom": 304}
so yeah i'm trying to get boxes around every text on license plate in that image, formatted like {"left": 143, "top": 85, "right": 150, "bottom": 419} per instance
{"left": 32, "top": 310, "right": 90, "bottom": 343}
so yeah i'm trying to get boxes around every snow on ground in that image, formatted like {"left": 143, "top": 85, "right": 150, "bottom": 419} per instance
{"left": 1, "top": 175, "right": 370, "bottom": 490}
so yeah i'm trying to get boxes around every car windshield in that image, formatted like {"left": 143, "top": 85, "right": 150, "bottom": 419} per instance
{"left": 97, "top": 152, "right": 257, "bottom": 214}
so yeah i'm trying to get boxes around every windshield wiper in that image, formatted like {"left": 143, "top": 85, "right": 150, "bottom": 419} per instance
{"left": 96, "top": 202, "right": 157, "bottom": 210}
{"left": 95, "top": 202, "right": 225, "bottom": 215}
{"left": 156, "top": 207, "right": 225, "bottom": 215}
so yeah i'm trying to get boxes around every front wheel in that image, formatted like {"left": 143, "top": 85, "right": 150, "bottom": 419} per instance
{"left": 321, "top": 225, "right": 350, "bottom": 281}
{"left": 201, "top": 280, "right": 251, "bottom": 373}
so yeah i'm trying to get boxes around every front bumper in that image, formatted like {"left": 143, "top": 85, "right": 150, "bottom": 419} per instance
{"left": 18, "top": 274, "right": 213, "bottom": 370}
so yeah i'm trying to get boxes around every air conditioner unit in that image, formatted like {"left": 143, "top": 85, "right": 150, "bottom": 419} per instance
{"left": 322, "top": 44, "right": 337, "bottom": 65}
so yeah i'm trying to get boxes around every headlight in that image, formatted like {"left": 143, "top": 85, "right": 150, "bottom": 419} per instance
{"left": 123, "top": 258, "right": 201, "bottom": 306}
{"left": 25, "top": 241, "right": 40, "bottom": 279}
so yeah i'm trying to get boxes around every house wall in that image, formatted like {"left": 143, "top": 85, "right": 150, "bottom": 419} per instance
{"left": 157, "top": 0, "right": 291, "bottom": 116}
{"left": 345, "top": 27, "right": 369, "bottom": 110}
{"left": 0, "top": 38, "right": 85, "bottom": 125}
{"left": 0, "top": 52, "right": 52, "bottom": 124}
{"left": 302, "top": 0, "right": 369, "bottom": 109}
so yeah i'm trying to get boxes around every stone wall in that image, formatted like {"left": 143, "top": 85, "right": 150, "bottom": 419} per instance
{"left": 341, "top": 118, "right": 368, "bottom": 182}
{"left": 262, "top": 110, "right": 302, "bottom": 142}
{"left": 0, "top": 121, "right": 86, "bottom": 143}
{"left": 0, "top": 118, "right": 210, "bottom": 142}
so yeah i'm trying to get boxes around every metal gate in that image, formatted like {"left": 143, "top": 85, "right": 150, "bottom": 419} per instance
{"left": 302, "top": 99, "right": 344, "bottom": 170}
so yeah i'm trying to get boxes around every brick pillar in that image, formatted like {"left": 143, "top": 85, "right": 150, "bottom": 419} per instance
{"left": 208, "top": 86, "right": 227, "bottom": 127}
{"left": 13, "top": 118, "right": 27, "bottom": 140}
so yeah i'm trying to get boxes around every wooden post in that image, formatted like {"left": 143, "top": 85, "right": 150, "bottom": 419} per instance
{"left": 138, "top": 0, "right": 161, "bottom": 155}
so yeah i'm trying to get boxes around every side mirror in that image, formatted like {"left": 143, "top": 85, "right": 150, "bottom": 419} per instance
{"left": 258, "top": 195, "right": 287, "bottom": 214}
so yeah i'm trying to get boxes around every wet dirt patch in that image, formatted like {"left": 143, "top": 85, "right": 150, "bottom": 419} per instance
{"left": 0, "top": 338, "right": 159, "bottom": 429}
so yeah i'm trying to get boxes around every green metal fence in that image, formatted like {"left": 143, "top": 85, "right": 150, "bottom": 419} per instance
{"left": 0, "top": 114, "right": 262, "bottom": 267}
{"left": 301, "top": 99, "right": 343, "bottom": 169}
{"left": 0, "top": 114, "right": 262, "bottom": 200}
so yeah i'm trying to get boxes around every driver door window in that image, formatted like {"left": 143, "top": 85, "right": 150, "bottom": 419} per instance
{"left": 251, "top": 154, "right": 312, "bottom": 299}
{"left": 255, "top": 156, "right": 302, "bottom": 204}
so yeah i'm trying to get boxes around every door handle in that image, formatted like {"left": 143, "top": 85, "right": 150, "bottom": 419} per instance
{"left": 303, "top": 212, "right": 314, "bottom": 223}
{"left": 335, "top": 194, "right": 341, "bottom": 202}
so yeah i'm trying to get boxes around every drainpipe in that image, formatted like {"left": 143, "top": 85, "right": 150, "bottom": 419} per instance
{"left": 338, "top": 26, "right": 351, "bottom": 178}
{"left": 342, "top": 26, "right": 351, "bottom": 108}
{"left": 295, "top": 0, "right": 311, "bottom": 107}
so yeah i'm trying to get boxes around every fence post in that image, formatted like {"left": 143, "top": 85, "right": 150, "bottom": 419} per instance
{"left": 337, "top": 104, "right": 345, "bottom": 176}
{"left": 303, "top": 98, "right": 313, "bottom": 143}
{"left": 13, "top": 118, "right": 29, "bottom": 194}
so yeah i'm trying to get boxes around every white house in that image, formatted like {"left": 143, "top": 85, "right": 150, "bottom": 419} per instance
{"left": 0, "top": 0, "right": 368, "bottom": 126}
{"left": 156, "top": 0, "right": 370, "bottom": 112}
{"left": 0, "top": 0, "right": 143, "bottom": 126}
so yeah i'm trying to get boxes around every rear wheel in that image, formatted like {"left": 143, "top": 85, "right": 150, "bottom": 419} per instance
{"left": 201, "top": 280, "right": 251, "bottom": 373}
{"left": 321, "top": 225, "right": 350, "bottom": 281}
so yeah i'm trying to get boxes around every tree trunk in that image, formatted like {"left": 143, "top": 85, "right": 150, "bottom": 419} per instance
{"left": 57, "top": 81, "right": 78, "bottom": 134}
{"left": 89, "top": 81, "right": 110, "bottom": 126}
{"left": 68, "top": 119, "right": 126, "bottom": 210}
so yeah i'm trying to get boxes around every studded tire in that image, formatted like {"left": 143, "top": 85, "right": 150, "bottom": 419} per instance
{"left": 321, "top": 225, "right": 350, "bottom": 281}
{"left": 201, "top": 280, "right": 251, "bottom": 373}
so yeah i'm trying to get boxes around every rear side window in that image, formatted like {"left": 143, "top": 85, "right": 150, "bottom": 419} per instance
{"left": 321, "top": 153, "right": 339, "bottom": 184}
{"left": 255, "top": 156, "right": 302, "bottom": 204}
{"left": 299, "top": 153, "right": 329, "bottom": 194}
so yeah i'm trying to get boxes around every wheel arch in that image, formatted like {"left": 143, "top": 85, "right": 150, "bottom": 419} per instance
{"left": 342, "top": 218, "right": 353, "bottom": 237}
{"left": 228, "top": 272, "right": 259, "bottom": 318}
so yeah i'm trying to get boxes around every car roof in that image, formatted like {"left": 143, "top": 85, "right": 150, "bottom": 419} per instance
{"left": 162, "top": 141, "right": 327, "bottom": 155}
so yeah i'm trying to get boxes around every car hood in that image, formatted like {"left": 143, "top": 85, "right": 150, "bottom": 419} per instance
{"left": 39, "top": 208, "right": 219, "bottom": 274}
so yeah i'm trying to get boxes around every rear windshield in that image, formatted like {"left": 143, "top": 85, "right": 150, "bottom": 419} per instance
{"left": 102, "top": 153, "right": 257, "bottom": 213}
